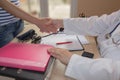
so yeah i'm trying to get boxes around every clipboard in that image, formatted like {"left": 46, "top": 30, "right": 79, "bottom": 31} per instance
{"left": 41, "top": 33, "right": 84, "bottom": 51}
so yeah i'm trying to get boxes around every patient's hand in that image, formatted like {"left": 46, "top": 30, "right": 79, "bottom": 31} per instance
{"left": 38, "top": 18, "right": 63, "bottom": 33}
{"left": 48, "top": 48, "right": 72, "bottom": 65}
{"left": 36, "top": 18, "right": 58, "bottom": 33}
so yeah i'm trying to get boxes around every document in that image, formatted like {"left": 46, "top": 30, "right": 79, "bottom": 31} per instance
{"left": 41, "top": 33, "right": 84, "bottom": 51}
{"left": 77, "top": 35, "right": 89, "bottom": 44}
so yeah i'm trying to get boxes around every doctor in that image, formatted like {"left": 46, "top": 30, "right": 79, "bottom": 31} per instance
{"left": 48, "top": 9, "right": 120, "bottom": 80}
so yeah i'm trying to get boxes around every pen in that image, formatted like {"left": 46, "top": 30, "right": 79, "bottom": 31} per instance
{"left": 56, "top": 41, "right": 72, "bottom": 45}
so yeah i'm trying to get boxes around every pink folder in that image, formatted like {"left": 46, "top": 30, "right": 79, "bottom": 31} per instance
{"left": 0, "top": 43, "right": 53, "bottom": 72}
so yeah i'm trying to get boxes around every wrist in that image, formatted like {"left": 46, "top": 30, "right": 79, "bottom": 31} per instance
{"left": 33, "top": 18, "right": 42, "bottom": 25}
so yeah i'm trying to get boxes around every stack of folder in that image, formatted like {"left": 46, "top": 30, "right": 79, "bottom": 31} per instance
{"left": 0, "top": 43, "right": 54, "bottom": 80}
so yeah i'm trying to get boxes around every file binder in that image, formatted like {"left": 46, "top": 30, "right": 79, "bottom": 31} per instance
{"left": 0, "top": 43, "right": 53, "bottom": 72}
{"left": 0, "top": 56, "right": 55, "bottom": 80}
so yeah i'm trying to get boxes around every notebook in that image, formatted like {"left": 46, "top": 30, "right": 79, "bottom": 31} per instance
{"left": 41, "top": 33, "right": 84, "bottom": 51}
{"left": 0, "top": 43, "right": 53, "bottom": 72}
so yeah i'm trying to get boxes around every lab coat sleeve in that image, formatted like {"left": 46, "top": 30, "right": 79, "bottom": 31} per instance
{"left": 63, "top": 10, "right": 120, "bottom": 36}
{"left": 65, "top": 54, "right": 120, "bottom": 80}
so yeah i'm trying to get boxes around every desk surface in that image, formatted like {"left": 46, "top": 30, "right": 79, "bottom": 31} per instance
{"left": 12, "top": 24, "right": 100, "bottom": 80}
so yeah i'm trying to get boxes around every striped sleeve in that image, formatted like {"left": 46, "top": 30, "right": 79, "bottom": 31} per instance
{"left": 0, "top": 0, "right": 20, "bottom": 26}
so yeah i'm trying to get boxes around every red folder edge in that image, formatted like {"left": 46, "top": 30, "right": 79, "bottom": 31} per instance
{"left": 0, "top": 43, "right": 53, "bottom": 72}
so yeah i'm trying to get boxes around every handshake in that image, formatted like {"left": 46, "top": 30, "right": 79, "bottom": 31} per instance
{"left": 36, "top": 18, "right": 64, "bottom": 33}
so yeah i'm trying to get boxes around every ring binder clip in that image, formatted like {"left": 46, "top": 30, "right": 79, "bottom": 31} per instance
{"left": 17, "top": 69, "right": 22, "bottom": 74}
{"left": 1, "top": 67, "right": 6, "bottom": 71}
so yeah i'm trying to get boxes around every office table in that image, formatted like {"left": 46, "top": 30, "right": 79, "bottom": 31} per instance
{"left": 0, "top": 24, "right": 100, "bottom": 80}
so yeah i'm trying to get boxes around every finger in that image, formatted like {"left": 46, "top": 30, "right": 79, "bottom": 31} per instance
{"left": 46, "top": 20, "right": 53, "bottom": 26}
{"left": 48, "top": 48, "right": 55, "bottom": 53}
{"left": 40, "top": 26, "right": 52, "bottom": 33}
{"left": 45, "top": 25, "right": 58, "bottom": 33}
{"left": 48, "top": 48, "right": 60, "bottom": 58}
{"left": 48, "top": 48, "right": 60, "bottom": 55}
{"left": 50, "top": 52, "right": 60, "bottom": 59}
{"left": 45, "top": 18, "right": 53, "bottom": 25}
{"left": 40, "top": 29, "right": 49, "bottom": 33}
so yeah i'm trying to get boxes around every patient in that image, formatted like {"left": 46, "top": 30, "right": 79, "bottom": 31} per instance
{"left": 0, "top": 0, "right": 57, "bottom": 47}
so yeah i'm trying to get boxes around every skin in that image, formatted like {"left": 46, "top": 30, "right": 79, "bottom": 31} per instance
{"left": 47, "top": 19, "right": 73, "bottom": 65}
{"left": 48, "top": 48, "right": 73, "bottom": 65}
{"left": 53, "top": 19, "right": 64, "bottom": 28}
{"left": 0, "top": 0, "right": 58, "bottom": 33}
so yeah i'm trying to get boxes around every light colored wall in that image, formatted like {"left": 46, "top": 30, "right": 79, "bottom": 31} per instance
{"left": 77, "top": 0, "right": 120, "bottom": 17}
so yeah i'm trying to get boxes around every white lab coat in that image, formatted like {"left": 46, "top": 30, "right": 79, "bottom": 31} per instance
{"left": 63, "top": 9, "right": 120, "bottom": 80}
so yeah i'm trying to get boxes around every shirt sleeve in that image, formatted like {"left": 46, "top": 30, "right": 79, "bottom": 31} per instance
{"left": 65, "top": 54, "right": 120, "bottom": 80}
{"left": 63, "top": 10, "right": 120, "bottom": 36}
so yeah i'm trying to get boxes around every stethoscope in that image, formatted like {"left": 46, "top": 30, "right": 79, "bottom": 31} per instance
{"left": 105, "top": 22, "right": 120, "bottom": 45}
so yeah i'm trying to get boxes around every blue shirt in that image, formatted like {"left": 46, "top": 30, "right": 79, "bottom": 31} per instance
{"left": 0, "top": 0, "right": 20, "bottom": 26}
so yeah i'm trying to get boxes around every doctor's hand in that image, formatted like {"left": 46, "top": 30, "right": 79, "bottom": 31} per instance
{"left": 52, "top": 19, "right": 64, "bottom": 28}
{"left": 48, "top": 48, "right": 73, "bottom": 65}
{"left": 35, "top": 18, "right": 58, "bottom": 33}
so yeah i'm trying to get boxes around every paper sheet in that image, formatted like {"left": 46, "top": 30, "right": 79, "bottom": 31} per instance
{"left": 77, "top": 35, "right": 89, "bottom": 44}
{"left": 41, "top": 33, "right": 84, "bottom": 51}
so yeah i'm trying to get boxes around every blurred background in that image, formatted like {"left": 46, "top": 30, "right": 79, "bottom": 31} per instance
{"left": 20, "top": 0, "right": 120, "bottom": 19}
{"left": 20, "top": 0, "right": 71, "bottom": 18}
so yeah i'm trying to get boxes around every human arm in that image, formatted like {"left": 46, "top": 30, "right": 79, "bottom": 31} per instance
{"left": 53, "top": 10, "right": 120, "bottom": 36}
{"left": 0, "top": 0, "right": 57, "bottom": 33}
{"left": 48, "top": 48, "right": 120, "bottom": 80}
